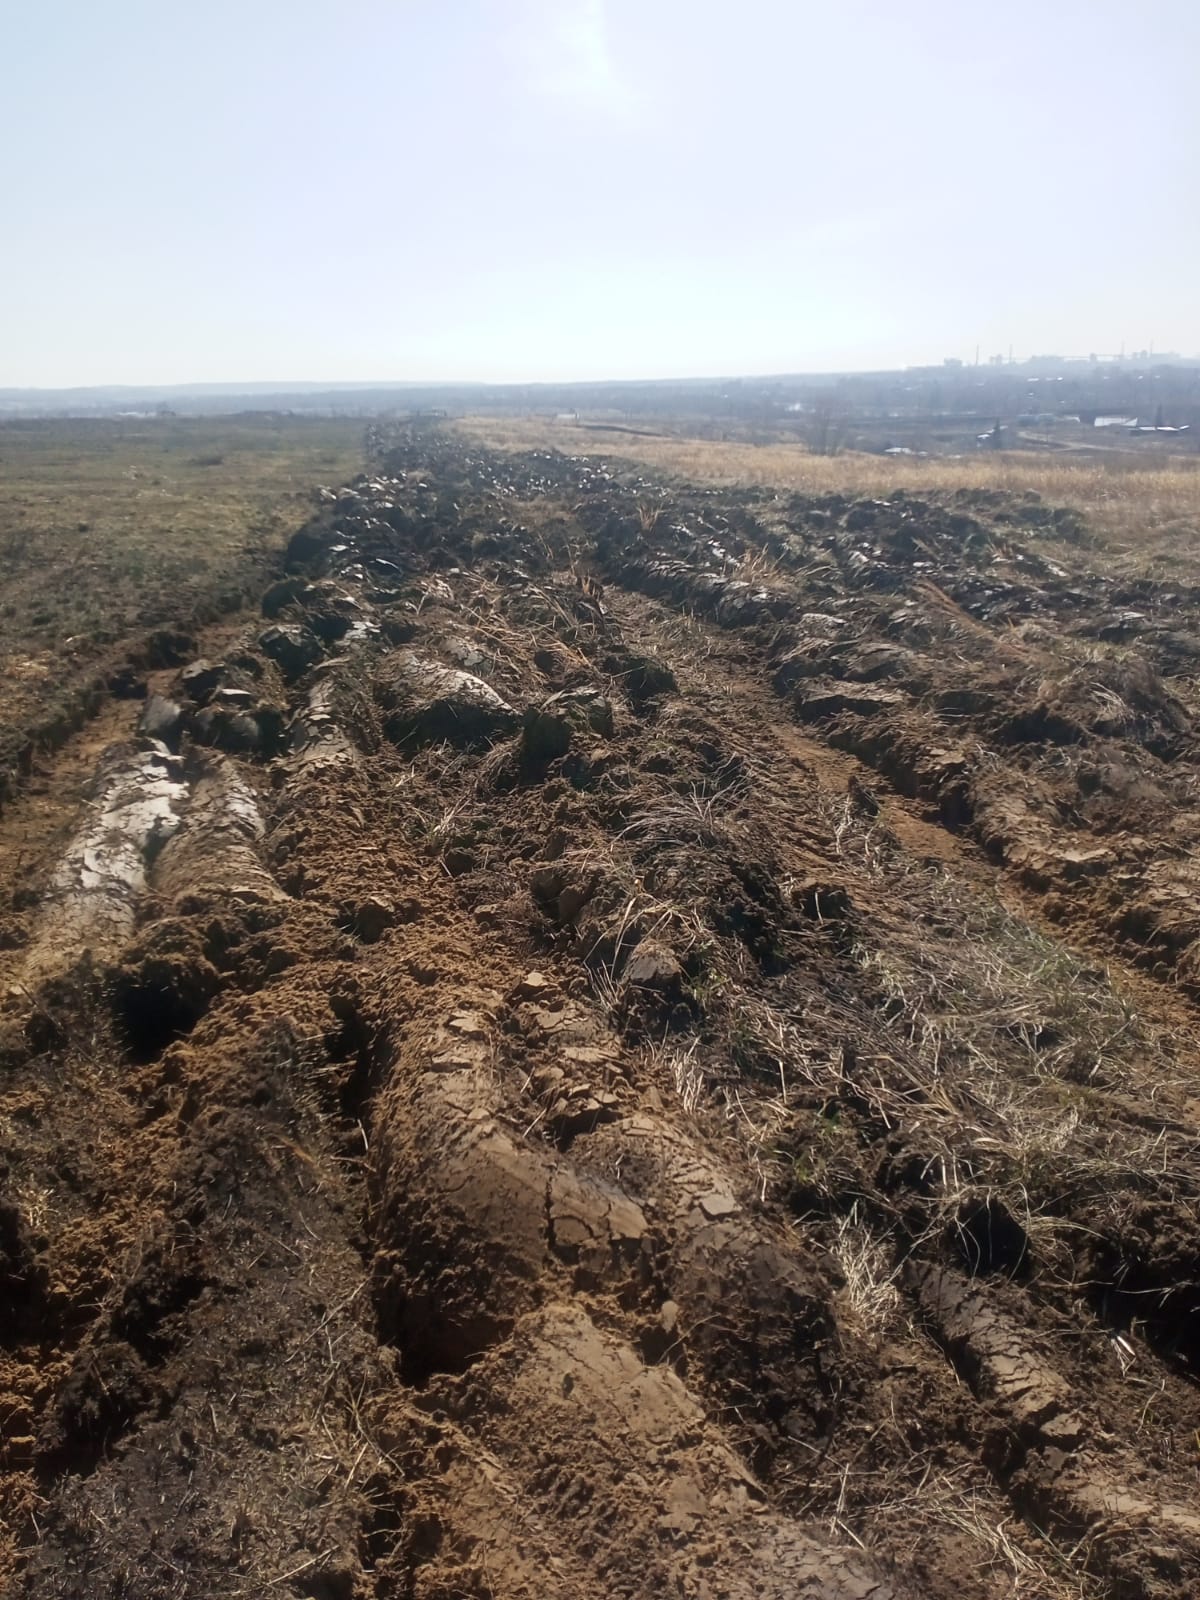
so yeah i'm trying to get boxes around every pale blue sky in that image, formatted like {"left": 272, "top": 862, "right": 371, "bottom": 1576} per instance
{"left": 4, "top": 0, "right": 1198, "bottom": 386}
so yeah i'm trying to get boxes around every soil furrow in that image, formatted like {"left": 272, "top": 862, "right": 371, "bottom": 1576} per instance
{"left": 4, "top": 430, "right": 1200, "bottom": 1598}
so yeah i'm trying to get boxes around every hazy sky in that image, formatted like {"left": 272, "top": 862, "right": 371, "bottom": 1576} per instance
{"left": 5, "top": 0, "right": 1198, "bottom": 386}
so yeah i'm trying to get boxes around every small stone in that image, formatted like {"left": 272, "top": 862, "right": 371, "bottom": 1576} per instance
{"left": 431, "top": 1044, "right": 485, "bottom": 1071}
{"left": 180, "top": 659, "right": 226, "bottom": 705}
{"left": 138, "top": 694, "right": 183, "bottom": 745}
{"left": 548, "top": 1094, "right": 612, "bottom": 1135}
{"left": 623, "top": 940, "right": 684, "bottom": 991}
{"left": 532, "top": 1007, "right": 567, "bottom": 1034}
{"left": 697, "top": 1192, "right": 738, "bottom": 1220}
{"left": 447, "top": 1010, "right": 487, "bottom": 1038}
{"left": 561, "top": 1046, "right": 613, "bottom": 1068}
{"left": 517, "top": 971, "right": 552, "bottom": 998}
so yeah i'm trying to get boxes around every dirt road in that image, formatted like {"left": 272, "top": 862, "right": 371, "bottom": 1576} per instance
{"left": 3, "top": 432, "right": 1199, "bottom": 1598}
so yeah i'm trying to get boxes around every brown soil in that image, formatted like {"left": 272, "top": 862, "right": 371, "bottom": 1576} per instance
{"left": 3, "top": 434, "right": 1200, "bottom": 1598}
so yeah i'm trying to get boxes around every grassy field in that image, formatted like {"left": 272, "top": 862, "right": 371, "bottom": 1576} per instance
{"left": 0, "top": 415, "right": 362, "bottom": 790}
{"left": 456, "top": 415, "right": 1200, "bottom": 569}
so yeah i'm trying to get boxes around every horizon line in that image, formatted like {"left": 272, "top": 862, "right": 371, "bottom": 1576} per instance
{"left": 5, "top": 355, "right": 1200, "bottom": 397}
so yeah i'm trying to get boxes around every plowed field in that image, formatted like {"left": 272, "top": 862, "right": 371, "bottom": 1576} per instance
{"left": 4, "top": 429, "right": 1200, "bottom": 1599}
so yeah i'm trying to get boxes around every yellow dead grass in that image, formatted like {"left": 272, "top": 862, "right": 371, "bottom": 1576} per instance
{"left": 455, "top": 415, "right": 1200, "bottom": 563}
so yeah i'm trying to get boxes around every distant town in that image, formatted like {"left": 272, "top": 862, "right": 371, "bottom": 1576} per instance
{"left": 2, "top": 353, "right": 1198, "bottom": 457}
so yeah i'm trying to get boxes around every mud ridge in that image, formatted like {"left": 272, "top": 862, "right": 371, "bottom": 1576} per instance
{"left": 4, "top": 432, "right": 1200, "bottom": 1598}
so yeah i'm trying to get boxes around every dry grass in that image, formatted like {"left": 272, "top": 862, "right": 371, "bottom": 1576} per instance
{"left": 0, "top": 415, "right": 362, "bottom": 649}
{"left": 804, "top": 794, "right": 1200, "bottom": 1291}
{"left": 853, "top": 1463, "right": 1104, "bottom": 1600}
{"left": 0, "top": 414, "right": 363, "bottom": 780}
{"left": 830, "top": 1203, "right": 903, "bottom": 1333}
{"left": 454, "top": 414, "right": 1200, "bottom": 561}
